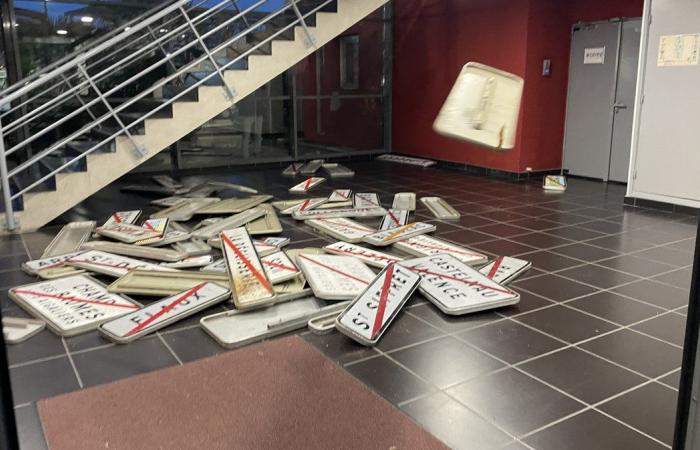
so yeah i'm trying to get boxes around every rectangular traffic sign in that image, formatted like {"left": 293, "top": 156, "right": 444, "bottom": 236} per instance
{"left": 172, "top": 239, "right": 212, "bottom": 257}
{"left": 22, "top": 251, "right": 85, "bottom": 275}
{"left": 281, "top": 198, "right": 327, "bottom": 215}
{"left": 353, "top": 193, "right": 381, "bottom": 208}
{"left": 9, "top": 274, "right": 140, "bottom": 336}
{"left": 96, "top": 222, "right": 161, "bottom": 244}
{"left": 323, "top": 241, "right": 403, "bottom": 269}
{"left": 282, "top": 163, "right": 303, "bottom": 176}
{"left": 289, "top": 177, "right": 325, "bottom": 193}
{"left": 245, "top": 204, "right": 283, "bottom": 235}
{"left": 107, "top": 270, "right": 229, "bottom": 296}
{"left": 336, "top": 264, "right": 421, "bottom": 346}
{"left": 160, "top": 255, "right": 214, "bottom": 269}
{"left": 393, "top": 193, "right": 416, "bottom": 211}
{"left": 362, "top": 222, "right": 436, "bottom": 246}
{"left": 328, "top": 189, "right": 352, "bottom": 202}
{"left": 421, "top": 197, "right": 460, "bottom": 220}
{"left": 379, "top": 209, "right": 409, "bottom": 231}
{"left": 99, "top": 282, "right": 230, "bottom": 343}
{"left": 134, "top": 218, "right": 169, "bottom": 246}
{"left": 202, "top": 258, "right": 227, "bottom": 273}
{"left": 81, "top": 241, "right": 187, "bottom": 262}
{"left": 102, "top": 210, "right": 141, "bottom": 227}
{"left": 151, "top": 197, "right": 219, "bottom": 221}
{"left": 393, "top": 234, "right": 488, "bottom": 266}
{"left": 296, "top": 253, "right": 375, "bottom": 300}
{"left": 478, "top": 256, "right": 531, "bottom": 285}
{"left": 220, "top": 227, "right": 276, "bottom": 310}
{"left": 150, "top": 196, "right": 187, "bottom": 207}
{"left": 191, "top": 208, "right": 267, "bottom": 240}
{"left": 42, "top": 221, "right": 95, "bottom": 257}
{"left": 291, "top": 206, "right": 386, "bottom": 221}
{"left": 306, "top": 217, "right": 375, "bottom": 243}
{"left": 66, "top": 250, "right": 176, "bottom": 277}
{"left": 261, "top": 251, "right": 299, "bottom": 284}
{"left": 400, "top": 254, "right": 520, "bottom": 315}
{"left": 193, "top": 195, "right": 272, "bottom": 214}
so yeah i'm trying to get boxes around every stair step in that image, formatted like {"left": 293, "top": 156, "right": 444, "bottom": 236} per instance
{"left": 65, "top": 139, "right": 115, "bottom": 156}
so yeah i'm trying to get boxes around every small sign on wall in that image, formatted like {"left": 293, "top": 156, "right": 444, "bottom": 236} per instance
{"left": 658, "top": 34, "right": 700, "bottom": 67}
{"left": 584, "top": 47, "right": 606, "bottom": 64}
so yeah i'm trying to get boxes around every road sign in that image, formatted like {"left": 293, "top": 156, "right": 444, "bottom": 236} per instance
{"left": 102, "top": 210, "right": 142, "bottom": 227}
{"left": 95, "top": 223, "right": 161, "bottom": 244}
{"left": 306, "top": 217, "right": 375, "bottom": 243}
{"left": 393, "top": 234, "right": 488, "bottom": 266}
{"left": 245, "top": 204, "right": 283, "bottom": 235}
{"left": 291, "top": 206, "right": 386, "bottom": 221}
{"left": 478, "top": 256, "right": 531, "bottom": 284}
{"left": 322, "top": 163, "right": 354, "bottom": 178}
{"left": 296, "top": 254, "right": 375, "bottom": 300}
{"left": 42, "top": 221, "right": 95, "bottom": 257}
{"left": 400, "top": 254, "right": 520, "bottom": 315}
{"left": 353, "top": 192, "right": 381, "bottom": 208}
{"left": 336, "top": 264, "right": 421, "bottom": 346}
{"left": 3, "top": 317, "right": 45, "bottom": 344}
{"left": 134, "top": 218, "right": 169, "bottom": 246}
{"left": 202, "top": 258, "right": 227, "bottom": 273}
{"left": 150, "top": 196, "right": 188, "bottom": 207}
{"left": 207, "top": 236, "right": 289, "bottom": 256}
{"left": 9, "top": 274, "right": 140, "bottom": 336}
{"left": 281, "top": 198, "right": 328, "bottom": 215}
{"left": 299, "top": 159, "right": 324, "bottom": 175}
{"left": 107, "top": 269, "right": 229, "bottom": 296}
{"left": 100, "top": 282, "right": 230, "bottom": 343}
{"left": 66, "top": 250, "right": 176, "bottom": 277}
{"left": 393, "top": 193, "right": 416, "bottom": 211}
{"left": 152, "top": 174, "right": 183, "bottom": 189}
{"left": 328, "top": 189, "right": 353, "bottom": 202}
{"left": 22, "top": 251, "right": 85, "bottom": 275}
{"left": 376, "top": 154, "right": 436, "bottom": 167}
{"left": 193, "top": 195, "right": 272, "bottom": 214}
{"left": 282, "top": 163, "right": 303, "bottom": 176}
{"left": 150, "top": 197, "right": 219, "bottom": 221}
{"left": 161, "top": 255, "right": 215, "bottom": 269}
{"left": 81, "top": 241, "right": 187, "bottom": 262}
{"left": 362, "top": 222, "right": 436, "bottom": 246}
{"left": 289, "top": 177, "right": 326, "bottom": 193}
{"left": 323, "top": 241, "right": 403, "bottom": 268}
{"left": 172, "top": 239, "right": 212, "bottom": 257}
{"left": 379, "top": 209, "right": 409, "bottom": 231}
{"left": 261, "top": 251, "right": 299, "bottom": 284}
{"left": 420, "top": 197, "right": 460, "bottom": 220}
{"left": 191, "top": 208, "right": 267, "bottom": 240}
{"left": 220, "top": 227, "right": 276, "bottom": 310}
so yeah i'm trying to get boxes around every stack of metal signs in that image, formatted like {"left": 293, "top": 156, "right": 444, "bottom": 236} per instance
{"left": 4, "top": 167, "right": 533, "bottom": 353}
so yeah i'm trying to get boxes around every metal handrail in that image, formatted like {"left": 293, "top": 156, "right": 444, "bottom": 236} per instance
{"left": 0, "top": 0, "right": 326, "bottom": 229}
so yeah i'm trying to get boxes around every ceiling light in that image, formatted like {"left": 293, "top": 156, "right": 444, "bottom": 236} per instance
{"left": 80, "top": 16, "right": 93, "bottom": 23}
{"left": 56, "top": 29, "right": 67, "bottom": 35}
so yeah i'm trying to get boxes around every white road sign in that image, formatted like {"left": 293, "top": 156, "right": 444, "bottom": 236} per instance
{"left": 21, "top": 251, "right": 85, "bottom": 275}
{"left": 328, "top": 189, "right": 352, "bottom": 202}
{"left": 379, "top": 209, "right": 409, "bottom": 231}
{"left": 291, "top": 206, "right": 386, "bottom": 221}
{"left": 323, "top": 241, "right": 403, "bottom": 268}
{"left": 296, "top": 254, "right": 375, "bottom": 300}
{"left": 261, "top": 251, "right": 299, "bottom": 284}
{"left": 478, "top": 256, "right": 531, "bottom": 285}
{"left": 362, "top": 222, "right": 436, "bottom": 246}
{"left": 9, "top": 274, "right": 140, "bottom": 336}
{"left": 99, "top": 282, "right": 230, "bottom": 343}
{"left": 393, "top": 234, "right": 488, "bottom": 266}
{"left": 102, "top": 210, "right": 141, "bottom": 227}
{"left": 96, "top": 223, "right": 161, "bottom": 243}
{"left": 400, "top": 254, "right": 520, "bottom": 315}
{"left": 281, "top": 197, "right": 328, "bottom": 215}
{"left": 353, "top": 192, "right": 381, "bottom": 208}
{"left": 306, "top": 217, "right": 375, "bottom": 243}
{"left": 66, "top": 250, "right": 175, "bottom": 277}
{"left": 336, "top": 264, "right": 421, "bottom": 346}
{"left": 289, "top": 177, "right": 325, "bottom": 193}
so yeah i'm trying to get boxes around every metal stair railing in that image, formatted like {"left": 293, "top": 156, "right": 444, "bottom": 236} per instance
{"left": 0, "top": 0, "right": 331, "bottom": 230}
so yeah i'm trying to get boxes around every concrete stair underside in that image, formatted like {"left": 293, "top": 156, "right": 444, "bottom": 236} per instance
{"left": 15, "top": 0, "right": 387, "bottom": 231}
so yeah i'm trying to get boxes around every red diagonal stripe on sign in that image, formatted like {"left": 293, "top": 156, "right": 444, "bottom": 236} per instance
{"left": 371, "top": 265, "right": 394, "bottom": 338}
{"left": 125, "top": 283, "right": 206, "bottom": 336}
{"left": 262, "top": 259, "right": 297, "bottom": 272}
{"left": 142, "top": 220, "right": 157, "bottom": 231}
{"left": 304, "top": 177, "right": 313, "bottom": 190}
{"left": 13, "top": 289, "right": 138, "bottom": 309}
{"left": 387, "top": 210, "right": 401, "bottom": 226}
{"left": 299, "top": 199, "right": 311, "bottom": 212}
{"left": 407, "top": 240, "right": 483, "bottom": 258}
{"left": 112, "top": 212, "right": 123, "bottom": 223}
{"left": 357, "top": 194, "right": 379, "bottom": 206}
{"left": 318, "top": 219, "right": 372, "bottom": 233}
{"left": 298, "top": 255, "right": 371, "bottom": 285}
{"left": 221, "top": 233, "right": 273, "bottom": 294}
{"left": 487, "top": 256, "right": 504, "bottom": 279}
{"left": 407, "top": 266, "right": 512, "bottom": 294}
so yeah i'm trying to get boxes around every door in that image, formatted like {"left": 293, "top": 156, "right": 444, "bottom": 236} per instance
{"left": 563, "top": 21, "right": 621, "bottom": 180}
{"left": 608, "top": 19, "right": 642, "bottom": 182}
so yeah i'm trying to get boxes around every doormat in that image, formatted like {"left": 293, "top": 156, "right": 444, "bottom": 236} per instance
{"left": 38, "top": 335, "right": 446, "bottom": 450}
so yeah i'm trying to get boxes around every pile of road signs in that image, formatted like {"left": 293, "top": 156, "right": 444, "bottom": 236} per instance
{"left": 3, "top": 167, "right": 533, "bottom": 353}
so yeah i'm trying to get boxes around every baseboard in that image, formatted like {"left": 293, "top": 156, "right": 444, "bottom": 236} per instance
{"left": 624, "top": 196, "right": 699, "bottom": 215}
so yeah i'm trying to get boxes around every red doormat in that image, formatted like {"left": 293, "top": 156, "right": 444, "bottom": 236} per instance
{"left": 38, "top": 336, "right": 446, "bottom": 449}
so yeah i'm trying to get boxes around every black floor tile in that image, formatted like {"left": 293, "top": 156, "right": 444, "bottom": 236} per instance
{"left": 508, "top": 232, "right": 573, "bottom": 250}
{"left": 556, "top": 264, "right": 639, "bottom": 289}
{"left": 632, "top": 313, "right": 686, "bottom": 347}
{"left": 578, "top": 219, "right": 628, "bottom": 234}
{"left": 585, "top": 235, "right": 656, "bottom": 253}
{"left": 544, "top": 226, "right": 607, "bottom": 241}
{"left": 7, "top": 328, "right": 65, "bottom": 366}
{"left": 303, "top": 330, "right": 379, "bottom": 365}
{"left": 71, "top": 336, "right": 179, "bottom": 387}
{"left": 513, "top": 274, "right": 598, "bottom": 302}
{"left": 596, "top": 255, "right": 678, "bottom": 278}
{"left": 472, "top": 239, "right": 538, "bottom": 258}
{"left": 566, "top": 291, "right": 665, "bottom": 326}
{"left": 15, "top": 403, "right": 48, "bottom": 450}
{"left": 0, "top": 270, "right": 36, "bottom": 290}
{"left": 612, "top": 280, "right": 690, "bottom": 310}
{"left": 507, "top": 217, "right": 562, "bottom": 232}
{"left": 390, "top": 336, "right": 504, "bottom": 388}
{"left": 344, "top": 355, "right": 434, "bottom": 404}
{"left": 63, "top": 331, "right": 114, "bottom": 352}
{"left": 459, "top": 319, "right": 564, "bottom": 364}
{"left": 540, "top": 212, "right": 591, "bottom": 226}
{"left": 446, "top": 214, "right": 497, "bottom": 229}
{"left": 579, "top": 329, "right": 681, "bottom": 377}
{"left": 160, "top": 327, "right": 228, "bottom": 363}
{"left": 408, "top": 303, "right": 501, "bottom": 334}
{"left": 439, "top": 229, "right": 497, "bottom": 246}
{"left": 10, "top": 356, "right": 80, "bottom": 404}
{"left": 478, "top": 210, "right": 530, "bottom": 223}
{"left": 516, "top": 250, "right": 582, "bottom": 272}
{"left": 599, "top": 383, "right": 677, "bottom": 446}
{"left": 524, "top": 410, "right": 667, "bottom": 450}
{"left": 375, "top": 312, "right": 445, "bottom": 352}
{"left": 632, "top": 246, "right": 693, "bottom": 267}
{"left": 449, "top": 368, "right": 585, "bottom": 437}
{"left": 401, "top": 392, "right": 513, "bottom": 450}
{"left": 519, "top": 347, "right": 646, "bottom": 404}
{"left": 473, "top": 223, "right": 532, "bottom": 238}
{"left": 651, "top": 268, "right": 692, "bottom": 290}
{"left": 0, "top": 236, "right": 28, "bottom": 256}
{"left": 497, "top": 290, "right": 555, "bottom": 317}
{"left": 516, "top": 305, "right": 617, "bottom": 344}
{"left": 658, "top": 370, "right": 680, "bottom": 390}
{"left": 551, "top": 243, "right": 620, "bottom": 263}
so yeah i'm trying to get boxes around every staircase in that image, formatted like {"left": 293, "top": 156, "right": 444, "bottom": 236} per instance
{"left": 0, "top": 0, "right": 387, "bottom": 232}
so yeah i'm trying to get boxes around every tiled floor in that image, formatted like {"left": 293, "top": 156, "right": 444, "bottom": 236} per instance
{"left": 2, "top": 160, "right": 695, "bottom": 449}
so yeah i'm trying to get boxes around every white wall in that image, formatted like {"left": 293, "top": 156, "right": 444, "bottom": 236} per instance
{"left": 628, "top": 0, "right": 700, "bottom": 208}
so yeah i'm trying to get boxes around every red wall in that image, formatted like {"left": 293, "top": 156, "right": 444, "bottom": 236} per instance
{"left": 392, "top": 0, "right": 643, "bottom": 173}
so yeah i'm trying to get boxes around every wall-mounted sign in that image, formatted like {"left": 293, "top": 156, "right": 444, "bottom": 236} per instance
{"left": 658, "top": 34, "right": 700, "bottom": 67}
{"left": 584, "top": 46, "right": 606, "bottom": 64}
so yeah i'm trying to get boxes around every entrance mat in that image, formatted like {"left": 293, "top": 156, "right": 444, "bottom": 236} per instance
{"left": 38, "top": 336, "right": 446, "bottom": 450}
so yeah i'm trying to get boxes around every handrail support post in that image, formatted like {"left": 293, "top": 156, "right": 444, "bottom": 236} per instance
{"left": 289, "top": 0, "right": 316, "bottom": 48}
{"left": 0, "top": 120, "right": 16, "bottom": 231}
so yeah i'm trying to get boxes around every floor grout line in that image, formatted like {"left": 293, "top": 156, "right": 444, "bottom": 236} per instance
{"left": 61, "top": 337, "right": 84, "bottom": 389}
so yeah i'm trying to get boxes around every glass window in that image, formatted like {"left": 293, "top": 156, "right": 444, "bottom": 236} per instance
{"left": 339, "top": 34, "right": 359, "bottom": 90}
